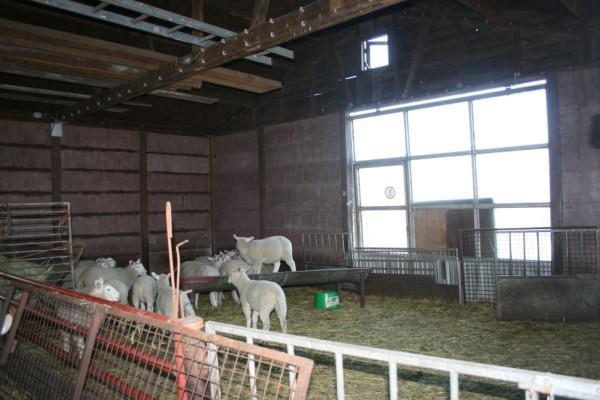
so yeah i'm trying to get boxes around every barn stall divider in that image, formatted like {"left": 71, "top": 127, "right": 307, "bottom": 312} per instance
{"left": 0, "top": 202, "right": 75, "bottom": 288}
{"left": 205, "top": 321, "right": 600, "bottom": 400}
{"left": 460, "top": 227, "right": 600, "bottom": 303}
{"left": 0, "top": 272, "right": 314, "bottom": 400}
{"left": 301, "top": 232, "right": 462, "bottom": 303}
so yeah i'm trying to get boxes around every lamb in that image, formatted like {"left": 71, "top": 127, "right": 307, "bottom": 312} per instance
{"left": 78, "top": 259, "right": 147, "bottom": 290}
{"left": 67, "top": 257, "right": 117, "bottom": 287}
{"left": 181, "top": 256, "right": 229, "bottom": 309}
{"left": 227, "top": 268, "right": 287, "bottom": 333}
{"left": 130, "top": 275, "right": 158, "bottom": 312}
{"left": 219, "top": 259, "right": 251, "bottom": 304}
{"left": 233, "top": 234, "right": 296, "bottom": 274}
{"left": 152, "top": 272, "right": 196, "bottom": 318}
{"left": 105, "top": 279, "right": 129, "bottom": 305}
{"left": 57, "top": 278, "right": 120, "bottom": 358}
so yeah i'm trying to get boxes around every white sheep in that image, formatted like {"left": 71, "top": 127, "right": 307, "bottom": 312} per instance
{"left": 78, "top": 259, "right": 146, "bottom": 290}
{"left": 57, "top": 278, "right": 120, "bottom": 358}
{"left": 131, "top": 275, "right": 158, "bottom": 312}
{"left": 105, "top": 279, "right": 129, "bottom": 306}
{"left": 181, "top": 256, "right": 229, "bottom": 309}
{"left": 227, "top": 268, "right": 287, "bottom": 333}
{"left": 152, "top": 272, "right": 196, "bottom": 318}
{"left": 96, "top": 257, "right": 117, "bottom": 268}
{"left": 233, "top": 234, "right": 296, "bottom": 274}
{"left": 219, "top": 259, "right": 250, "bottom": 304}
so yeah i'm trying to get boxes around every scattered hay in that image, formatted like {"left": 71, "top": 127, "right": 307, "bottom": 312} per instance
{"left": 199, "top": 287, "right": 600, "bottom": 399}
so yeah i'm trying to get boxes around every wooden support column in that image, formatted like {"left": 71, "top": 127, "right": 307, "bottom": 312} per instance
{"left": 257, "top": 127, "right": 266, "bottom": 238}
{"left": 51, "top": 135, "right": 61, "bottom": 202}
{"left": 208, "top": 136, "right": 215, "bottom": 253}
{"left": 139, "top": 131, "right": 149, "bottom": 268}
{"left": 339, "top": 112, "right": 349, "bottom": 235}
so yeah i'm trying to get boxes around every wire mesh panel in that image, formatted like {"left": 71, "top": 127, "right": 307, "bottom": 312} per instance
{"left": 0, "top": 203, "right": 74, "bottom": 288}
{"left": 0, "top": 272, "right": 314, "bottom": 400}
{"left": 301, "top": 232, "right": 351, "bottom": 267}
{"left": 460, "top": 227, "right": 600, "bottom": 302}
{"left": 350, "top": 247, "right": 461, "bottom": 285}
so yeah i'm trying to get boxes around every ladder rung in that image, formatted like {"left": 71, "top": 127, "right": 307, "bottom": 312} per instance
{"left": 168, "top": 24, "right": 184, "bottom": 33}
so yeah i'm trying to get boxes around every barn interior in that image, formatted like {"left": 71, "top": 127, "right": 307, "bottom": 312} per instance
{"left": 0, "top": 0, "right": 600, "bottom": 399}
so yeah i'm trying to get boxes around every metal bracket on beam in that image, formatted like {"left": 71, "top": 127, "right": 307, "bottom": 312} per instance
{"left": 54, "top": 0, "right": 407, "bottom": 122}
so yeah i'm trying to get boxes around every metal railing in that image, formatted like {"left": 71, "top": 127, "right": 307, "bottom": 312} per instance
{"left": 460, "top": 227, "right": 600, "bottom": 302}
{"left": 0, "top": 202, "right": 74, "bottom": 288}
{"left": 301, "top": 232, "right": 351, "bottom": 267}
{"left": 0, "top": 272, "right": 314, "bottom": 399}
{"left": 205, "top": 321, "right": 600, "bottom": 400}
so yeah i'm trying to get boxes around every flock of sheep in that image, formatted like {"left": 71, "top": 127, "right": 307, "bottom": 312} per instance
{"left": 52, "top": 234, "right": 296, "bottom": 356}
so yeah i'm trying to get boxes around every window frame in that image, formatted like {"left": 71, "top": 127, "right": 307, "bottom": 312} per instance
{"left": 347, "top": 80, "right": 550, "bottom": 249}
{"left": 361, "top": 34, "right": 389, "bottom": 71}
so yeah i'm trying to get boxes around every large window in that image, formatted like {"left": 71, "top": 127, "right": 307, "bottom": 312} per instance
{"left": 350, "top": 81, "right": 550, "bottom": 248}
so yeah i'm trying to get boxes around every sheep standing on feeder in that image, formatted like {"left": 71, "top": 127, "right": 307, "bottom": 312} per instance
{"left": 152, "top": 272, "right": 196, "bottom": 318}
{"left": 57, "top": 278, "right": 120, "bottom": 358}
{"left": 131, "top": 274, "right": 158, "bottom": 312}
{"left": 233, "top": 234, "right": 296, "bottom": 274}
{"left": 227, "top": 268, "right": 287, "bottom": 333}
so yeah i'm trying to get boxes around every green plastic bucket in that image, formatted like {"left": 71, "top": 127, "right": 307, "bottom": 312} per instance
{"left": 314, "top": 291, "right": 341, "bottom": 310}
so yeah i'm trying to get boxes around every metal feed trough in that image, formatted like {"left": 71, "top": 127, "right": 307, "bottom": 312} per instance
{"left": 0, "top": 272, "right": 314, "bottom": 399}
{"left": 181, "top": 268, "right": 371, "bottom": 307}
{"left": 0, "top": 202, "right": 75, "bottom": 288}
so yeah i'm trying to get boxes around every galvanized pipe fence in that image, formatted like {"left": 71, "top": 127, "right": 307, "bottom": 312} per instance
{"left": 0, "top": 202, "right": 74, "bottom": 288}
{"left": 205, "top": 321, "right": 600, "bottom": 400}
{"left": 460, "top": 227, "right": 600, "bottom": 302}
{"left": 0, "top": 272, "right": 314, "bottom": 399}
{"left": 301, "top": 232, "right": 462, "bottom": 300}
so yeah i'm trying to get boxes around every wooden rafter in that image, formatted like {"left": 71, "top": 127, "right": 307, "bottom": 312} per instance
{"left": 251, "top": 0, "right": 271, "bottom": 27}
{"left": 559, "top": 0, "right": 585, "bottom": 21}
{"left": 454, "top": 0, "right": 505, "bottom": 24}
{"left": 0, "top": 18, "right": 281, "bottom": 95}
{"left": 54, "top": 0, "right": 407, "bottom": 122}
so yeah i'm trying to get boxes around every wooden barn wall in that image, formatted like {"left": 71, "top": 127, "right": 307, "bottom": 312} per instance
{"left": 263, "top": 113, "right": 345, "bottom": 260}
{"left": 213, "top": 113, "right": 346, "bottom": 262}
{"left": 146, "top": 132, "right": 210, "bottom": 270}
{"left": 553, "top": 66, "right": 600, "bottom": 227}
{"left": 0, "top": 120, "right": 52, "bottom": 204}
{"left": 0, "top": 119, "right": 210, "bottom": 272}
{"left": 212, "top": 129, "right": 261, "bottom": 251}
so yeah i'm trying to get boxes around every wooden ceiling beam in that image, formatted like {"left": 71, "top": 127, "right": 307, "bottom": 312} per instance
{"left": 251, "top": 0, "right": 271, "bottom": 28}
{"left": 55, "top": 0, "right": 408, "bottom": 122}
{"left": 0, "top": 18, "right": 281, "bottom": 94}
{"left": 453, "top": 0, "right": 505, "bottom": 23}
{"left": 559, "top": 0, "right": 585, "bottom": 21}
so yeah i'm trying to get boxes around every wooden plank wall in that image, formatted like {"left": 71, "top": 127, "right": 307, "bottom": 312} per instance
{"left": 0, "top": 119, "right": 211, "bottom": 271}
{"left": 212, "top": 113, "right": 346, "bottom": 262}
{"left": 263, "top": 114, "right": 344, "bottom": 260}
{"left": 0, "top": 120, "right": 52, "bottom": 203}
{"left": 146, "top": 132, "right": 211, "bottom": 271}
{"left": 62, "top": 125, "right": 141, "bottom": 264}
{"left": 212, "top": 129, "right": 261, "bottom": 251}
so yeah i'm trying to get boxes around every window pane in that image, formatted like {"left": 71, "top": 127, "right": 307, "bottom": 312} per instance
{"left": 408, "top": 102, "right": 470, "bottom": 155}
{"left": 477, "top": 149, "right": 549, "bottom": 203}
{"left": 358, "top": 166, "right": 405, "bottom": 207}
{"left": 474, "top": 89, "right": 548, "bottom": 149}
{"left": 411, "top": 156, "right": 473, "bottom": 202}
{"left": 364, "top": 34, "right": 389, "bottom": 70}
{"left": 353, "top": 113, "right": 405, "bottom": 161}
{"left": 360, "top": 210, "right": 407, "bottom": 247}
{"left": 494, "top": 208, "right": 551, "bottom": 261}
